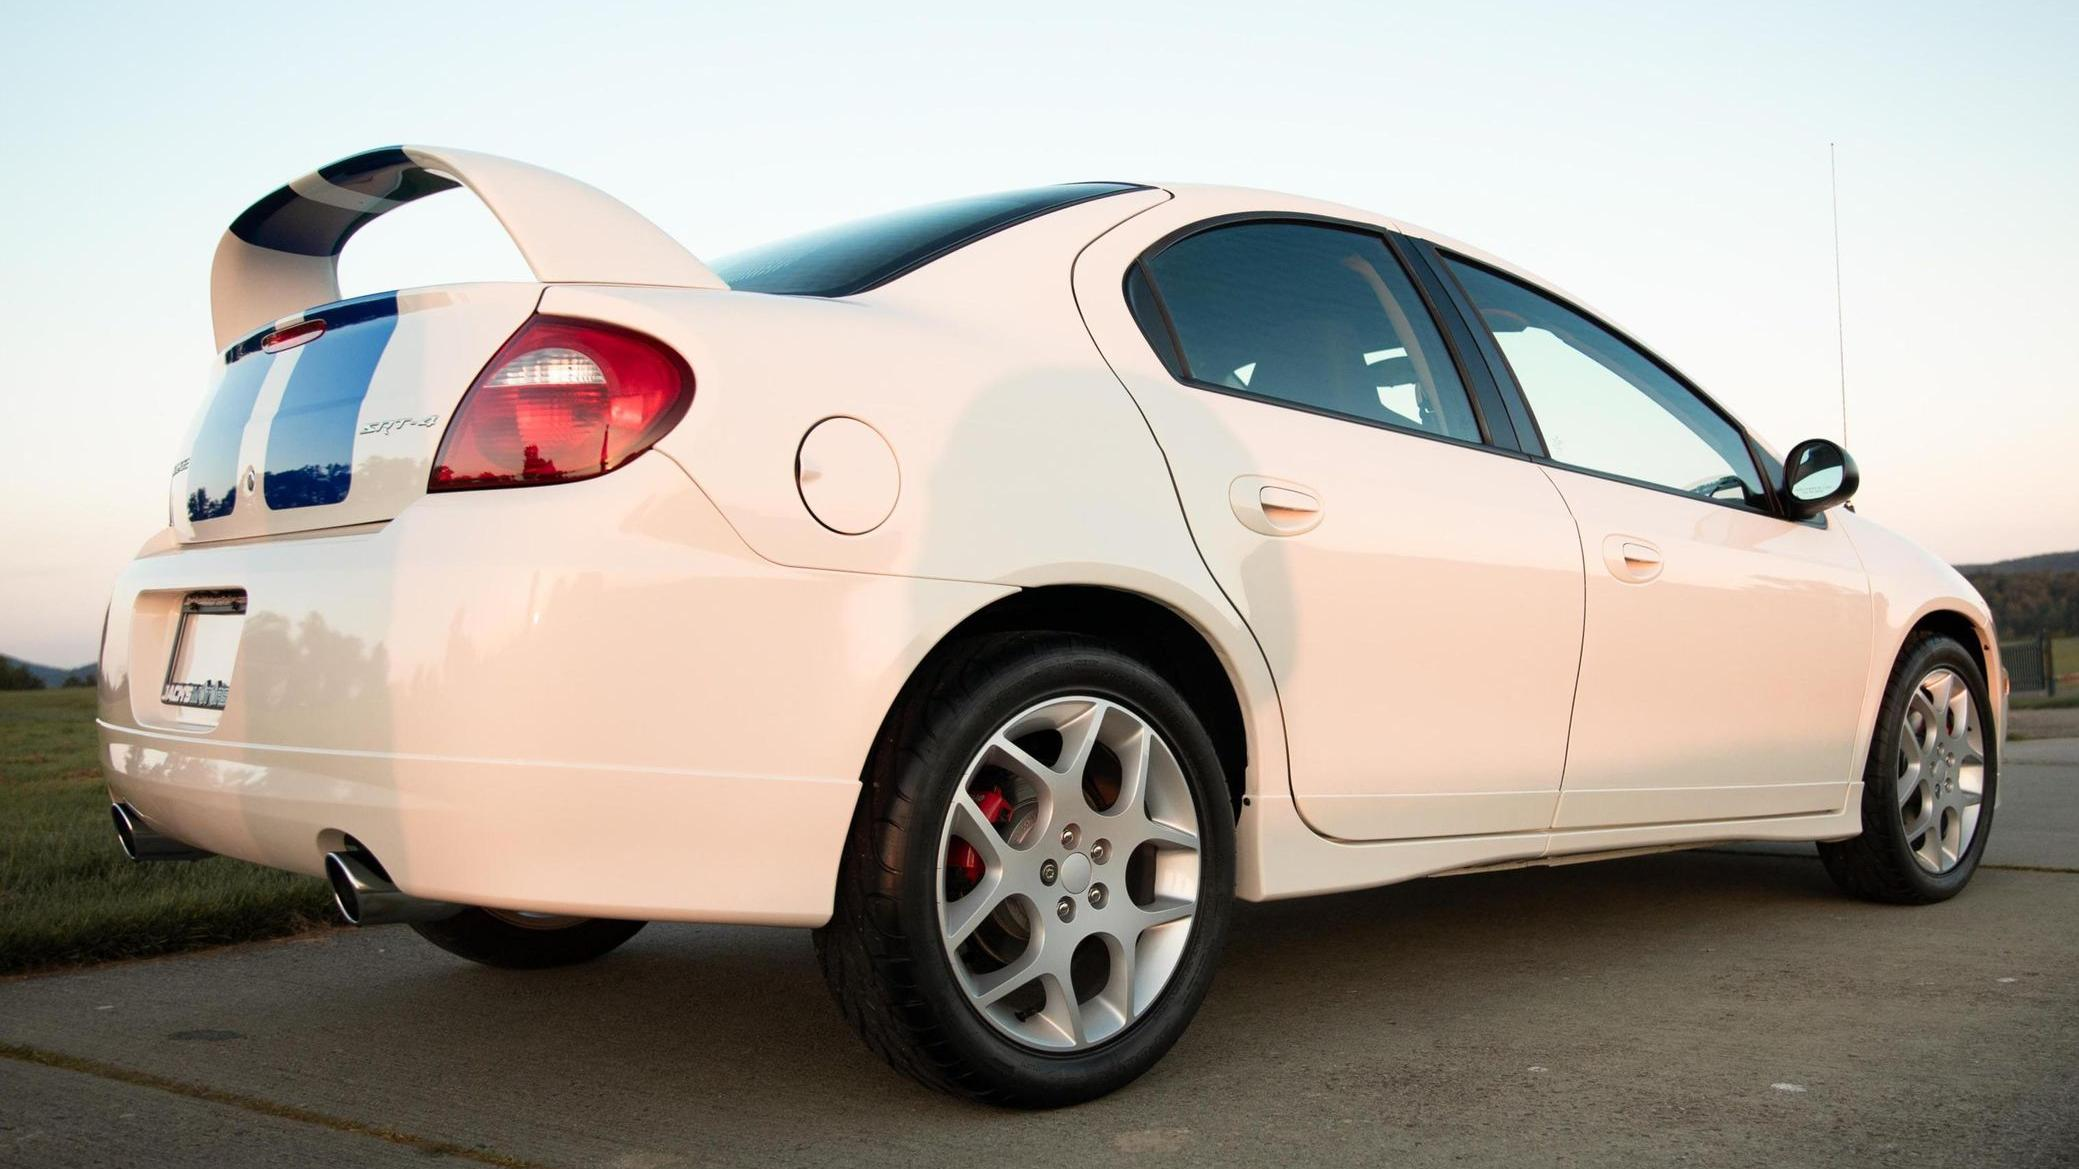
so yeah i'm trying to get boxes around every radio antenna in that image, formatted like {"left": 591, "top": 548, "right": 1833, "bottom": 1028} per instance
{"left": 1830, "top": 142, "right": 1849, "bottom": 447}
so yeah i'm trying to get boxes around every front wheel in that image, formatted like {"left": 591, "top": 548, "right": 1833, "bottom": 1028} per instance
{"left": 816, "top": 634, "right": 1235, "bottom": 1106}
{"left": 1819, "top": 633, "right": 1997, "bottom": 904}
{"left": 410, "top": 908, "right": 646, "bottom": 969}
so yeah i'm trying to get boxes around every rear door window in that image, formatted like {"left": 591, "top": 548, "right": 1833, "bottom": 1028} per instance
{"left": 1135, "top": 223, "right": 1482, "bottom": 442}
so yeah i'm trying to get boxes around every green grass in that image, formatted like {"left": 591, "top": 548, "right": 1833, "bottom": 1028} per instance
{"left": 0, "top": 689, "right": 334, "bottom": 975}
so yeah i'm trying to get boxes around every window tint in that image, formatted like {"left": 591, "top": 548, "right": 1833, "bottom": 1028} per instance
{"left": 1446, "top": 258, "right": 1765, "bottom": 505}
{"left": 1124, "top": 265, "right": 1182, "bottom": 375}
{"left": 711, "top": 183, "right": 1144, "bottom": 297}
{"left": 1138, "top": 223, "right": 1481, "bottom": 442}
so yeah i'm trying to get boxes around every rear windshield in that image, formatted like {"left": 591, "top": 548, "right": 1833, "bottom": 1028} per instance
{"left": 711, "top": 182, "right": 1146, "bottom": 297}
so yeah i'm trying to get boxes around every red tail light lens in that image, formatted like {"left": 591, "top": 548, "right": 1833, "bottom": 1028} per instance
{"left": 430, "top": 317, "right": 691, "bottom": 492}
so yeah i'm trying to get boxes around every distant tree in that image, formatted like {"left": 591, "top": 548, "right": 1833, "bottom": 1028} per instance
{"left": 61, "top": 668, "right": 96, "bottom": 689}
{"left": 0, "top": 658, "right": 46, "bottom": 690}
{"left": 1964, "top": 570, "right": 2079, "bottom": 640}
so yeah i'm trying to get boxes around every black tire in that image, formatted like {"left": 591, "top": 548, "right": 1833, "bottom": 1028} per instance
{"left": 409, "top": 909, "right": 646, "bottom": 969}
{"left": 814, "top": 633, "right": 1236, "bottom": 1107}
{"left": 1818, "top": 633, "right": 1998, "bottom": 904}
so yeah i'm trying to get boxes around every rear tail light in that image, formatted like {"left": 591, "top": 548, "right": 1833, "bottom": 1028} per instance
{"left": 430, "top": 317, "right": 691, "bottom": 492}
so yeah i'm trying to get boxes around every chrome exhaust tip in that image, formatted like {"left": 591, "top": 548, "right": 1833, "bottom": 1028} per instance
{"left": 110, "top": 802, "right": 212, "bottom": 861}
{"left": 322, "top": 850, "right": 461, "bottom": 926}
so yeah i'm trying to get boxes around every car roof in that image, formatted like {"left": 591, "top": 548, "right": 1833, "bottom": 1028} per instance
{"left": 1132, "top": 183, "right": 1778, "bottom": 461}
{"left": 1140, "top": 182, "right": 1615, "bottom": 325}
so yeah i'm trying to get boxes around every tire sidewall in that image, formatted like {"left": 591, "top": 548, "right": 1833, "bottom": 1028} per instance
{"left": 886, "top": 641, "right": 1235, "bottom": 1104}
{"left": 1862, "top": 637, "right": 1999, "bottom": 899}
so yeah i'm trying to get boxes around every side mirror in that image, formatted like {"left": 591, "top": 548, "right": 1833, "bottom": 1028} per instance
{"left": 1782, "top": 438, "right": 1859, "bottom": 518}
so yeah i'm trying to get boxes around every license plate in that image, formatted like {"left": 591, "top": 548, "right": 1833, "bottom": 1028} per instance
{"left": 161, "top": 592, "right": 246, "bottom": 711}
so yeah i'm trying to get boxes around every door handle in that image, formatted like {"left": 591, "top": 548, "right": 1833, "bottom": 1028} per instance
{"left": 1602, "top": 535, "right": 1664, "bottom": 583}
{"left": 1230, "top": 476, "right": 1323, "bottom": 536}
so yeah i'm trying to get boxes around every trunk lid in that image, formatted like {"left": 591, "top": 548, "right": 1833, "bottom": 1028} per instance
{"left": 172, "top": 283, "right": 540, "bottom": 543}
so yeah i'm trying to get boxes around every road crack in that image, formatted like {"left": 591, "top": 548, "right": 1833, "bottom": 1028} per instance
{"left": 0, "top": 1041, "right": 548, "bottom": 1167}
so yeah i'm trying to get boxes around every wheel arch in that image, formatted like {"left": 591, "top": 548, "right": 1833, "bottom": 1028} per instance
{"left": 1840, "top": 511, "right": 2007, "bottom": 778}
{"left": 1903, "top": 602, "right": 2005, "bottom": 748}
{"left": 868, "top": 585, "right": 1253, "bottom": 820}
{"left": 1906, "top": 606, "right": 1995, "bottom": 690}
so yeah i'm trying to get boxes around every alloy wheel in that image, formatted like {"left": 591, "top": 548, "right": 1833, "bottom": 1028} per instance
{"left": 1896, "top": 667, "right": 1986, "bottom": 874}
{"left": 934, "top": 696, "right": 1202, "bottom": 1051}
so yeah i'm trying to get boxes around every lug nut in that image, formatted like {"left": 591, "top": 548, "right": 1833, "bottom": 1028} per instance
{"left": 1057, "top": 896, "right": 1075, "bottom": 922}
{"left": 1061, "top": 824, "right": 1080, "bottom": 850}
{"left": 1040, "top": 859, "right": 1059, "bottom": 885}
{"left": 1089, "top": 884, "right": 1108, "bottom": 909}
{"left": 1091, "top": 839, "right": 1110, "bottom": 864}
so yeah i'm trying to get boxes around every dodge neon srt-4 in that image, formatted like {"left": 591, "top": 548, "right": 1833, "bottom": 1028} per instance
{"left": 100, "top": 146, "right": 2004, "bottom": 1105}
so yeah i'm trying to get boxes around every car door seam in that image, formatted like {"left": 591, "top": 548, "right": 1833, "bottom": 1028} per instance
{"left": 1065, "top": 202, "right": 1304, "bottom": 818}
{"left": 1535, "top": 463, "right": 1592, "bottom": 855}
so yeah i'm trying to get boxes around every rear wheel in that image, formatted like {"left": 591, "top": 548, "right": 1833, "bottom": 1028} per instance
{"left": 1819, "top": 633, "right": 1997, "bottom": 904}
{"left": 816, "top": 634, "right": 1235, "bottom": 1106}
{"left": 410, "top": 909, "right": 646, "bottom": 969}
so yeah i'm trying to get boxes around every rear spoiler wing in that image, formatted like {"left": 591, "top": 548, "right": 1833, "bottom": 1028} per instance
{"left": 210, "top": 145, "right": 726, "bottom": 350}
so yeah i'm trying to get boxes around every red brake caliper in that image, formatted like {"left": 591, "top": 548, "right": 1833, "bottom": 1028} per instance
{"left": 950, "top": 788, "right": 1013, "bottom": 887}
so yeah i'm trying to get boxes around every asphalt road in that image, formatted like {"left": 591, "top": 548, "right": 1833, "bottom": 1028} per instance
{"left": 6, "top": 741, "right": 2077, "bottom": 1169}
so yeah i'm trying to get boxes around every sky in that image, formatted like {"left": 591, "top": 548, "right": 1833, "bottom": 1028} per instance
{"left": 2, "top": 1, "right": 2074, "bottom": 666}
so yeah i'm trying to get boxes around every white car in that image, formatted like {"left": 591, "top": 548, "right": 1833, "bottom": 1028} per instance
{"left": 101, "top": 146, "right": 2004, "bottom": 1105}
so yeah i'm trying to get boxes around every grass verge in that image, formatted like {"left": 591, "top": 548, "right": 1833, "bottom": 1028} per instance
{"left": 0, "top": 689, "right": 334, "bottom": 975}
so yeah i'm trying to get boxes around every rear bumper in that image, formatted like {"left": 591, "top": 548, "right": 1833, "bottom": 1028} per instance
{"left": 99, "top": 452, "right": 1011, "bottom": 926}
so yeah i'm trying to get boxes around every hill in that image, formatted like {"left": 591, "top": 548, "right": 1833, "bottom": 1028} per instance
{"left": 0, "top": 654, "right": 97, "bottom": 690}
{"left": 1955, "top": 566, "right": 2078, "bottom": 642}
{"left": 1958, "top": 550, "right": 2079, "bottom": 575}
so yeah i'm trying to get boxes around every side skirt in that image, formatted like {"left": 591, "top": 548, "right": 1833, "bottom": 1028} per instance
{"left": 1236, "top": 783, "right": 1863, "bottom": 902}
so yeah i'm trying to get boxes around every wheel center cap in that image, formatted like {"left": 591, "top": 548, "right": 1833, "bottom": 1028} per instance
{"left": 1059, "top": 852, "right": 1093, "bottom": 895}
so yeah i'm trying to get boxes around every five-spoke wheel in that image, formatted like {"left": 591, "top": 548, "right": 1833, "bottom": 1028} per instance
{"left": 936, "top": 696, "right": 1202, "bottom": 1051}
{"left": 1893, "top": 666, "right": 1987, "bottom": 874}
{"left": 1821, "top": 633, "right": 1998, "bottom": 903}
{"left": 816, "top": 634, "right": 1234, "bottom": 1105}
